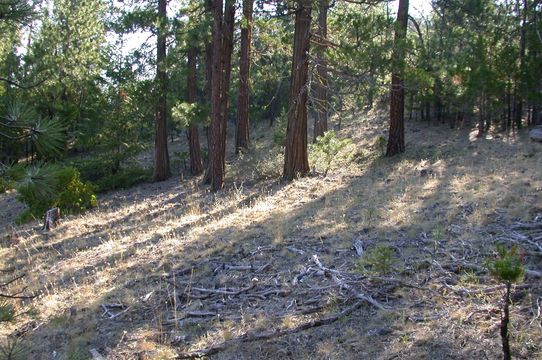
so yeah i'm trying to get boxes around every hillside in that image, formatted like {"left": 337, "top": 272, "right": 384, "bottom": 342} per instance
{"left": 1, "top": 110, "right": 542, "bottom": 359}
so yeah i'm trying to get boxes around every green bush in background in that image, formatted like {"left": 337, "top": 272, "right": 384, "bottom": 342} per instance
{"left": 14, "top": 164, "right": 97, "bottom": 224}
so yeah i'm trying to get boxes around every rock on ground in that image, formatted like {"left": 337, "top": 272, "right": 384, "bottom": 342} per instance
{"left": 530, "top": 125, "right": 542, "bottom": 142}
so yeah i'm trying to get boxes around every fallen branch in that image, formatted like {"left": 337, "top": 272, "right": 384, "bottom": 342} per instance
{"left": 511, "top": 223, "right": 542, "bottom": 231}
{"left": 441, "top": 282, "right": 530, "bottom": 296}
{"left": 101, "top": 304, "right": 131, "bottom": 319}
{"left": 0, "top": 292, "right": 36, "bottom": 299}
{"left": 331, "top": 274, "right": 387, "bottom": 311}
{"left": 191, "top": 283, "right": 256, "bottom": 296}
{"left": 0, "top": 273, "right": 26, "bottom": 288}
{"left": 312, "top": 255, "right": 387, "bottom": 310}
{"left": 176, "top": 300, "right": 366, "bottom": 359}
{"left": 213, "top": 263, "right": 271, "bottom": 273}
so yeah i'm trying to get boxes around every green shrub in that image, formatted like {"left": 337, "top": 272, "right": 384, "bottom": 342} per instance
{"left": 486, "top": 244, "right": 524, "bottom": 283}
{"left": 0, "top": 337, "right": 27, "bottom": 360}
{"left": 273, "top": 111, "right": 288, "bottom": 146}
{"left": 357, "top": 245, "right": 396, "bottom": 274}
{"left": 0, "top": 178, "right": 13, "bottom": 194}
{"left": 309, "top": 130, "right": 352, "bottom": 176}
{"left": 0, "top": 300, "right": 15, "bottom": 323}
{"left": 67, "top": 156, "right": 152, "bottom": 193}
{"left": 15, "top": 165, "right": 97, "bottom": 223}
{"left": 373, "top": 135, "right": 387, "bottom": 156}
{"left": 93, "top": 166, "right": 152, "bottom": 193}
{"left": 485, "top": 245, "right": 525, "bottom": 360}
{"left": 66, "top": 156, "right": 117, "bottom": 183}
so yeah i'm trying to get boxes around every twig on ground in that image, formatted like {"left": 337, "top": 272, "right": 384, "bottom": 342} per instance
{"left": 312, "top": 254, "right": 387, "bottom": 310}
{"left": 175, "top": 300, "right": 367, "bottom": 359}
{"left": 101, "top": 304, "right": 131, "bottom": 319}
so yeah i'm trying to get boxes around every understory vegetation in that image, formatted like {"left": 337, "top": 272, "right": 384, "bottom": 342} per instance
{"left": 1, "top": 112, "right": 541, "bottom": 359}
{"left": 1, "top": 0, "right": 542, "bottom": 358}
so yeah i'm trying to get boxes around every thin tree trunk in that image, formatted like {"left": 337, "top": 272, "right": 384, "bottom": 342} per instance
{"left": 507, "top": 83, "right": 512, "bottom": 129}
{"left": 187, "top": 47, "right": 203, "bottom": 176}
{"left": 283, "top": 0, "right": 312, "bottom": 180}
{"left": 235, "top": 0, "right": 253, "bottom": 153}
{"left": 153, "top": 0, "right": 170, "bottom": 181}
{"left": 501, "top": 283, "right": 512, "bottom": 360}
{"left": 514, "top": 0, "right": 527, "bottom": 130}
{"left": 313, "top": 0, "right": 328, "bottom": 142}
{"left": 386, "top": 0, "right": 408, "bottom": 157}
{"left": 477, "top": 93, "right": 485, "bottom": 138}
{"left": 208, "top": 0, "right": 224, "bottom": 192}
{"left": 219, "top": 0, "right": 235, "bottom": 170}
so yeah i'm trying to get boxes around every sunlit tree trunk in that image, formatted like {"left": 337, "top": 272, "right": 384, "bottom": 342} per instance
{"left": 235, "top": 0, "right": 253, "bottom": 153}
{"left": 153, "top": 0, "right": 170, "bottom": 181}
{"left": 313, "top": 0, "right": 328, "bottom": 142}
{"left": 187, "top": 47, "right": 203, "bottom": 176}
{"left": 386, "top": 0, "right": 408, "bottom": 157}
{"left": 283, "top": 0, "right": 312, "bottom": 180}
{"left": 207, "top": 0, "right": 234, "bottom": 192}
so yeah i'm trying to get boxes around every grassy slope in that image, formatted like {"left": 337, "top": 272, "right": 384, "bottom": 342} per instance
{"left": 1, "top": 109, "right": 541, "bottom": 359}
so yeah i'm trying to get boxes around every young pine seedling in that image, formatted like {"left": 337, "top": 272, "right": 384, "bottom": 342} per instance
{"left": 486, "top": 245, "right": 524, "bottom": 360}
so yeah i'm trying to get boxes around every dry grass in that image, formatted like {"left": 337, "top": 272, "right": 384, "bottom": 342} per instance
{"left": 1, "top": 109, "right": 541, "bottom": 359}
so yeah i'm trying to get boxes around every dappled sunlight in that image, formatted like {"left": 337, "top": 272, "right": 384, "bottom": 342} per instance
{"left": 1, "top": 110, "right": 542, "bottom": 359}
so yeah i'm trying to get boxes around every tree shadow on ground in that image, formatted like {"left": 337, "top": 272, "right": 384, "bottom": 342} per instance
{"left": 2, "top": 122, "right": 540, "bottom": 359}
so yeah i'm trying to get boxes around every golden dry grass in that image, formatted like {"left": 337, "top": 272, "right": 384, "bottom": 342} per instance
{"left": 0, "top": 108, "right": 541, "bottom": 359}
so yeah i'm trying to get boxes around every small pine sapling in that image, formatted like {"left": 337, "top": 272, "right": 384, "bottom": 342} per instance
{"left": 486, "top": 245, "right": 524, "bottom": 360}
{"left": 310, "top": 130, "right": 352, "bottom": 176}
{"left": 373, "top": 135, "right": 387, "bottom": 156}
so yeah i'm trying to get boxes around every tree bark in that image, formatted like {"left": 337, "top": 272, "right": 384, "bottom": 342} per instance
{"left": 235, "top": 0, "right": 253, "bottom": 153}
{"left": 313, "top": 0, "right": 328, "bottom": 142}
{"left": 187, "top": 46, "right": 203, "bottom": 176}
{"left": 501, "top": 283, "right": 512, "bottom": 360}
{"left": 220, "top": 0, "right": 235, "bottom": 170}
{"left": 153, "top": 0, "right": 171, "bottom": 181}
{"left": 208, "top": 0, "right": 224, "bottom": 192}
{"left": 283, "top": 0, "right": 312, "bottom": 180}
{"left": 386, "top": 0, "right": 408, "bottom": 157}
{"left": 202, "top": 0, "right": 214, "bottom": 185}
{"left": 207, "top": 0, "right": 236, "bottom": 192}
{"left": 514, "top": 0, "right": 527, "bottom": 130}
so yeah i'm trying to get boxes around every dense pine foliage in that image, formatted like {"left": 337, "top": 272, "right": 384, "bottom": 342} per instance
{"left": 0, "top": 0, "right": 541, "bottom": 201}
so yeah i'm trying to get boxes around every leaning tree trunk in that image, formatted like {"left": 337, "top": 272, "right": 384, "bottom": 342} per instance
{"left": 386, "top": 0, "right": 408, "bottom": 157}
{"left": 208, "top": 0, "right": 225, "bottom": 192}
{"left": 283, "top": 0, "right": 312, "bottom": 180}
{"left": 187, "top": 47, "right": 203, "bottom": 176}
{"left": 313, "top": 0, "right": 329, "bottom": 142}
{"left": 235, "top": 0, "right": 253, "bottom": 153}
{"left": 153, "top": 0, "right": 171, "bottom": 181}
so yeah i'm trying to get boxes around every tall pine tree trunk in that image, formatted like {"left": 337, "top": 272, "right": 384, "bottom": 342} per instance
{"left": 187, "top": 47, "right": 203, "bottom": 176}
{"left": 235, "top": 0, "right": 253, "bottom": 153}
{"left": 153, "top": 0, "right": 170, "bottom": 181}
{"left": 200, "top": 0, "right": 214, "bottom": 185}
{"left": 219, "top": 0, "right": 235, "bottom": 171}
{"left": 386, "top": 0, "right": 408, "bottom": 157}
{"left": 313, "top": 0, "right": 328, "bottom": 142}
{"left": 283, "top": 0, "right": 312, "bottom": 180}
{"left": 514, "top": 0, "right": 527, "bottom": 130}
{"left": 208, "top": 0, "right": 224, "bottom": 192}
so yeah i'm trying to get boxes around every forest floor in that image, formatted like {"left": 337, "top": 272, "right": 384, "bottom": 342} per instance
{"left": 1, "top": 108, "right": 542, "bottom": 360}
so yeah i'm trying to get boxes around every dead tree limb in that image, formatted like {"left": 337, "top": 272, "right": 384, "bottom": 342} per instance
{"left": 176, "top": 299, "right": 366, "bottom": 359}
